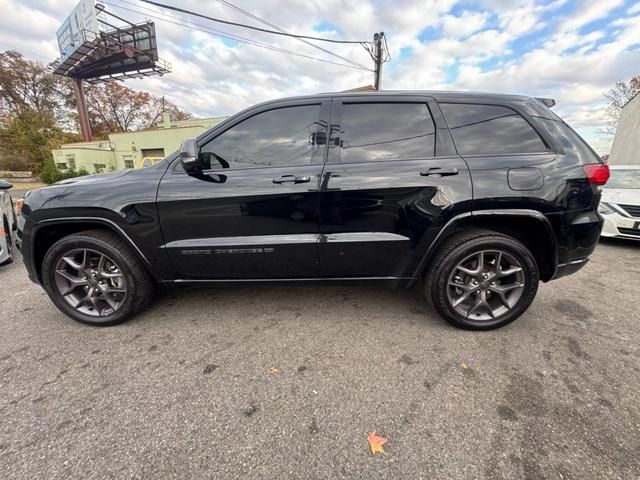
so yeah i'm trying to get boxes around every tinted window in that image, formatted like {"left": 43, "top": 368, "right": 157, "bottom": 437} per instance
{"left": 534, "top": 117, "right": 600, "bottom": 164}
{"left": 201, "top": 105, "right": 322, "bottom": 169}
{"left": 331, "top": 103, "right": 435, "bottom": 163}
{"left": 441, "top": 103, "right": 547, "bottom": 155}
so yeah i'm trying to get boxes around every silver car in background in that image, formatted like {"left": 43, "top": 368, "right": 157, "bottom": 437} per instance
{"left": 0, "top": 179, "right": 17, "bottom": 265}
{"left": 599, "top": 166, "right": 640, "bottom": 240}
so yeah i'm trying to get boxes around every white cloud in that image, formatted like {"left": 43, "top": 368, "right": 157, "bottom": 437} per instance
{"left": 0, "top": 0, "right": 637, "bottom": 154}
{"left": 441, "top": 10, "right": 489, "bottom": 38}
{"left": 557, "top": 0, "right": 624, "bottom": 33}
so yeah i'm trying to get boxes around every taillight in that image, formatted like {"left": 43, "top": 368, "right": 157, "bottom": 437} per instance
{"left": 582, "top": 164, "right": 610, "bottom": 185}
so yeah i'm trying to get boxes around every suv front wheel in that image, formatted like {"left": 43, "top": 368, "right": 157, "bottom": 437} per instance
{"left": 42, "top": 230, "right": 154, "bottom": 326}
{"left": 425, "top": 230, "right": 539, "bottom": 330}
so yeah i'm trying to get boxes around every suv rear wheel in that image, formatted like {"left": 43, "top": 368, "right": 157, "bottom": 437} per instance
{"left": 42, "top": 230, "right": 154, "bottom": 326}
{"left": 425, "top": 230, "right": 539, "bottom": 330}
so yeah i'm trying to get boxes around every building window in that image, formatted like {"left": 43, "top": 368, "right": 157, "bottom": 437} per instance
{"left": 140, "top": 148, "right": 166, "bottom": 158}
{"left": 94, "top": 163, "right": 106, "bottom": 173}
{"left": 56, "top": 163, "right": 68, "bottom": 170}
{"left": 122, "top": 155, "right": 134, "bottom": 169}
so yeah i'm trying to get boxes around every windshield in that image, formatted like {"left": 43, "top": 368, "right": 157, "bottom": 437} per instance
{"left": 606, "top": 169, "right": 640, "bottom": 189}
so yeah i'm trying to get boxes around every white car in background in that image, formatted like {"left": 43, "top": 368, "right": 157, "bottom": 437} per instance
{"left": 0, "top": 179, "right": 17, "bottom": 265}
{"left": 599, "top": 165, "right": 640, "bottom": 240}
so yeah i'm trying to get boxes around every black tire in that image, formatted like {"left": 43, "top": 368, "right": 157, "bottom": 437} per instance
{"left": 424, "top": 229, "right": 539, "bottom": 330}
{"left": 42, "top": 229, "right": 155, "bottom": 326}
{"left": 0, "top": 216, "right": 13, "bottom": 265}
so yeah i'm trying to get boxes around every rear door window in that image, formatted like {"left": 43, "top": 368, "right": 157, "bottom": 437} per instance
{"left": 440, "top": 103, "right": 548, "bottom": 155}
{"left": 329, "top": 103, "right": 436, "bottom": 163}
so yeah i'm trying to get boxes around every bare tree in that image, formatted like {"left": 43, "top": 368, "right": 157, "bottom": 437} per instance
{"left": 602, "top": 75, "right": 640, "bottom": 135}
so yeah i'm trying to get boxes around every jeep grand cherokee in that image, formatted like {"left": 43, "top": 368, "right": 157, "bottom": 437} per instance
{"left": 17, "top": 91, "right": 609, "bottom": 329}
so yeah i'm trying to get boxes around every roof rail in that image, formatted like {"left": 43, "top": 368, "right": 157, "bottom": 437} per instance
{"left": 535, "top": 97, "right": 556, "bottom": 108}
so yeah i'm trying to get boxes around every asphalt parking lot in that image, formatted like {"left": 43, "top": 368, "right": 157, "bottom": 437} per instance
{"left": 1, "top": 240, "right": 639, "bottom": 479}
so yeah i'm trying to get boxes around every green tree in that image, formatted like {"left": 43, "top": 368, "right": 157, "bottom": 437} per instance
{"left": 0, "top": 110, "right": 79, "bottom": 173}
{"left": 40, "top": 157, "right": 91, "bottom": 184}
{"left": 0, "top": 109, "right": 79, "bottom": 173}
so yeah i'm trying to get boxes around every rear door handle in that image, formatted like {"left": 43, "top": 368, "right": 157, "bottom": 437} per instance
{"left": 420, "top": 167, "right": 459, "bottom": 177}
{"left": 273, "top": 175, "right": 311, "bottom": 184}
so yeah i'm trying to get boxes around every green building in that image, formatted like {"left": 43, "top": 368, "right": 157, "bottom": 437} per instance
{"left": 52, "top": 114, "right": 225, "bottom": 173}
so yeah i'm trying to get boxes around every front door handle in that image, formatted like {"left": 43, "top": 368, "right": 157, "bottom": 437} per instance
{"left": 420, "top": 167, "right": 459, "bottom": 177}
{"left": 273, "top": 175, "right": 311, "bottom": 184}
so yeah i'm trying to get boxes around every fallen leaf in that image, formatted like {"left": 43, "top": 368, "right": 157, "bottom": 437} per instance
{"left": 269, "top": 367, "right": 279, "bottom": 374}
{"left": 460, "top": 362, "right": 469, "bottom": 369}
{"left": 367, "top": 431, "right": 387, "bottom": 454}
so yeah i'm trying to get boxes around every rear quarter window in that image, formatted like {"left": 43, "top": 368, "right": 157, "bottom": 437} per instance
{"left": 440, "top": 103, "right": 548, "bottom": 156}
{"left": 532, "top": 117, "right": 601, "bottom": 165}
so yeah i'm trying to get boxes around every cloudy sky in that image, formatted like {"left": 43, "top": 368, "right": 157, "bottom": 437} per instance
{"left": 1, "top": 0, "right": 639, "bottom": 153}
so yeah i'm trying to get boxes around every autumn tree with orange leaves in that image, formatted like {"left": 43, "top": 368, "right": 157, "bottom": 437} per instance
{"left": 83, "top": 81, "right": 191, "bottom": 138}
{"left": 0, "top": 50, "right": 192, "bottom": 172}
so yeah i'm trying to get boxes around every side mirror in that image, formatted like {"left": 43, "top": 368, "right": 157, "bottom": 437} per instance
{"left": 179, "top": 138, "right": 200, "bottom": 172}
{"left": 0, "top": 179, "right": 13, "bottom": 190}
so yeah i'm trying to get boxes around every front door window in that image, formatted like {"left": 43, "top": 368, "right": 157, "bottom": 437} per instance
{"left": 201, "top": 105, "right": 324, "bottom": 170}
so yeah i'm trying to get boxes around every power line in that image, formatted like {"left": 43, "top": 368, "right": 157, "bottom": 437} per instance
{"left": 103, "top": 0, "right": 372, "bottom": 71}
{"left": 105, "top": 1, "right": 371, "bottom": 71}
{"left": 138, "top": 0, "right": 369, "bottom": 45}
{"left": 211, "top": 0, "right": 370, "bottom": 71}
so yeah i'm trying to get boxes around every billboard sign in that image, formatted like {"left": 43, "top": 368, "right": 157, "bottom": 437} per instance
{"left": 56, "top": 0, "right": 99, "bottom": 61}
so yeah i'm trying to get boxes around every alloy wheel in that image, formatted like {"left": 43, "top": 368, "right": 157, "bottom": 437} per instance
{"left": 446, "top": 249, "right": 525, "bottom": 321}
{"left": 54, "top": 248, "right": 127, "bottom": 317}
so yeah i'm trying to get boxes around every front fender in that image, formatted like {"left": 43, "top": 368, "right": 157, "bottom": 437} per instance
{"left": 22, "top": 211, "right": 170, "bottom": 284}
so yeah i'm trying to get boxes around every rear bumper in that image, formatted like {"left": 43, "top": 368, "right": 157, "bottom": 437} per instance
{"left": 551, "top": 257, "right": 590, "bottom": 280}
{"left": 547, "top": 209, "right": 602, "bottom": 281}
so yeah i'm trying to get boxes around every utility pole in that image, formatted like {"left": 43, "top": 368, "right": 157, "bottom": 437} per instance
{"left": 373, "top": 32, "right": 384, "bottom": 90}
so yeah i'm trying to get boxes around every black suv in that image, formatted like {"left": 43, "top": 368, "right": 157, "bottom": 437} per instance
{"left": 17, "top": 91, "right": 609, "bottom": 329}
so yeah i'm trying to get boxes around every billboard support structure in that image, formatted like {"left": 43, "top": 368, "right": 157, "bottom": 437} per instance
{"left": 72, "top": 78, "right": 92, "bottom": 141}
{"left": 53, "top": 1, "right": 172, "bottom": 141}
